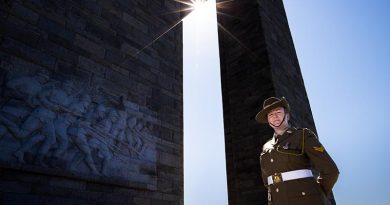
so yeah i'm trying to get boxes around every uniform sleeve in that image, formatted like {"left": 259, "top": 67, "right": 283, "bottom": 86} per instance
{"left": 304, "top": 129, "right": 339, "bottom": 197}
{"left": 259, "top": 154, "right": 268, "bottom": 188}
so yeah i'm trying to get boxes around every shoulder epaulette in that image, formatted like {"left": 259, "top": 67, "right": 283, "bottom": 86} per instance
{"left": 301, "top": 128, "right": 318, "bottom": 139}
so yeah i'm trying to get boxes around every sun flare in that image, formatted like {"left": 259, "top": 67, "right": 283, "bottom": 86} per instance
{"left": 193, "top": 0, "right": 209, "bottom": 10}
{"left": 190, "top": 0, "right": 215, "bottom": 21}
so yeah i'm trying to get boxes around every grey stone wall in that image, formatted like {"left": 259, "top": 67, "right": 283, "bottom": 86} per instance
{"left": 0, "top": 0, "right": 183, "bottom": 204}
{"left": 217, "top": 0, "right": 316, "bottom": 204}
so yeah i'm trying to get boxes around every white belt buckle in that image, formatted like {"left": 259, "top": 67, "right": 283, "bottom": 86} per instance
{"left": 272, "top": 173, "right": 283, "bottom": 184}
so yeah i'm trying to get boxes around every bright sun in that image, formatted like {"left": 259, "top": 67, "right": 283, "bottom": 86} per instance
{"left": 191, "top": 0, "right": 215, "bottom": 19}
{"left": 193, "top": 0, "right": 209, "bottom": 10}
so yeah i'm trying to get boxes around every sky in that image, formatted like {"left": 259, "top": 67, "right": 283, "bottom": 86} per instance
{"left": 283, "top": 1, "right": 390, "bottom": 204}
{"left": 183, "top": 0, "right": 390, "bottom": 205}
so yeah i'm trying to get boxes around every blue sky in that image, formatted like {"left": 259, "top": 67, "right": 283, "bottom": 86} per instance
{"left": 284, "top": 1, "right": 390, "bottom": 204}
{"left": 183, "top": 0, "right": 390, "bottom": 204}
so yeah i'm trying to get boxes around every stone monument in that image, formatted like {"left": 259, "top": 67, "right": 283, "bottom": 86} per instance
{"left": 0, "top": 0, "right": 331, "bottom": 204}
{"left": 217, "top": 0, "right": 335, "bottom": 204}
{"left": 0, "top": 0, "right": 183, "bottom": 204}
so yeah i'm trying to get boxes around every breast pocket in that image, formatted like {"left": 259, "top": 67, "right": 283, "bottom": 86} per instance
{"left": 276, "top": 143, "right": 303, "bottom": 156}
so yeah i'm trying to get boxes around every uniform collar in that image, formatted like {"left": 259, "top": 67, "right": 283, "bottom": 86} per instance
{"left": 285, "top": 127, "right": 296, "bottom": 134}
{"left": 274, "top": 126, "right": 292, "bottom": 137}
{"left": 273, "top": 126, "right": 296, "bottom": 141}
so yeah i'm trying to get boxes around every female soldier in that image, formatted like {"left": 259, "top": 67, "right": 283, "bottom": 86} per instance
{"left": 256, "top": 97, "right": 339, "bottom": 205}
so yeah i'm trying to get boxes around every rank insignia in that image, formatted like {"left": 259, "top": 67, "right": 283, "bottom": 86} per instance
{"left": 313, "top": 145, "right": 325, "bottom": 152}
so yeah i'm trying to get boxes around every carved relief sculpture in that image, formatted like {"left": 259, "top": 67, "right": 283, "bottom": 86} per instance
{"left": 0, "top": 69, "right": 157, "bottom": 186}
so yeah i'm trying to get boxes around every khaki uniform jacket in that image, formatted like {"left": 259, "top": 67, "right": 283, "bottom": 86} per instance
{"left": 260, "top": 127, "right": 339, "bottom": 205}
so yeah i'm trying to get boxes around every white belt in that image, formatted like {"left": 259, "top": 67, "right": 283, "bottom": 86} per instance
{"left": 267, "top": 169, "right": 313, "bottom": 185}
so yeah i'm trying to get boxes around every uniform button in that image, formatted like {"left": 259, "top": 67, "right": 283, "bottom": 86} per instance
{"left": 276, "top": 188, "right": 279, "bottom": 192}
{"left": 270, "top": 158, "right": 274, "bottom": 163}
{"left": 302, "top": 192, "right": 306, "bottom": 196}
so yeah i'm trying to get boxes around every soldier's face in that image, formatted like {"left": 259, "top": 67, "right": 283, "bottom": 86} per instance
{"left": 37, "top": 74, "right": 49, "bottom": 84}
{"left": 267, "top": 107, "right": 289, "bottom": 127}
